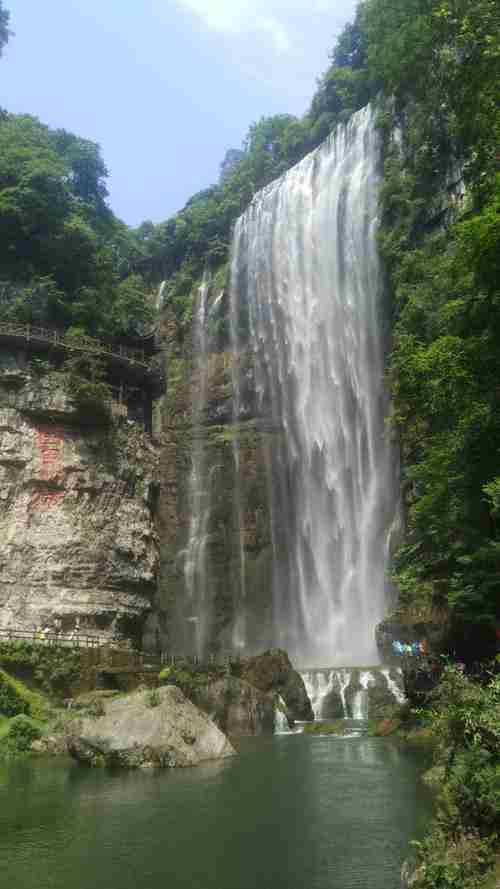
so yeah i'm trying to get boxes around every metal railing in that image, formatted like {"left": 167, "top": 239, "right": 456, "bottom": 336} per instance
{"left": 0, "top": 629, "right": 243, "bottom": 671}
{"left": 0, "top": 322, "right": 156, "bottom": 372}
{"left": 0, "top": 627, "right": 102, "bottom": 648}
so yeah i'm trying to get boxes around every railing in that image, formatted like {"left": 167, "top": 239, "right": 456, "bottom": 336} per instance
{"left": 0, "top": 627, "right": 102, "bottom": 648}
{"left": 0, "top": 629, "right": 243, "bottom": 671}
{"left": 0, "top": 322, "right": 156, "bottom": 372}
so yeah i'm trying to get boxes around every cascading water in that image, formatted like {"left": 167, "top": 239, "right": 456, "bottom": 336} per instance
{"left": 183, "top": 271, "right": 212, "bottom": 656}
{"left": 352, "top": 671, "right": 375, "bottom": 720}
{"left": 381, "top": 668, "right": 406, "bottom": 705}
{"left": 301, "top": 667, "right": 405, "bottom": 720}
{"left": 229, "top": 104, "right": 399, "bottom": 664}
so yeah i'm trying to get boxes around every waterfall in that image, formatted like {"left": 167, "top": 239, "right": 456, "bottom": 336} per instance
{"left": 183, "top": 271, "right": 212, "bottom": 656}
{"left": 157, "top": 280, "right": 167, "bottom": 310}
{"left": 274, "top": 696, "right": 290, "bottom": 734}
{"left": 229, "top": 104, "right": 399, "bottom": 665}
{"left": 301, "top": 666, "right": 404, "bottom": 721}
{"left": 381, "top": 668, "right": 406, "bottom": 705}
{"left": 302, "top": 667, "right": 352, "bottom": 719}
{"left": 352, "top": 671, "right": 375, "bottom": 720}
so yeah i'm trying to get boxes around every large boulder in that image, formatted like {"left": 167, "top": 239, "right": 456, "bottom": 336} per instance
{"left": 236, "top": 649, "right": 313, "bottom": 722}
{"left": 190, "top": 675, "right": 277, "bottom": 735}
{"left": 66, "top": 685, "right": 235, "bottom": 768}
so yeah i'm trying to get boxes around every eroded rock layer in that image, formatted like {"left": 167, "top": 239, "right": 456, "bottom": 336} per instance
{"left": 0, "top": 350, "right": 160, "bottom": 644}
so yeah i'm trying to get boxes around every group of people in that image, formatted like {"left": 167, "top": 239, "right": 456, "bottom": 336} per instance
{"left": 34, "top": 617, "right": 81, "bottom": 644}
{"left": 392, "top": 638, "right": 428, "bottom": 657}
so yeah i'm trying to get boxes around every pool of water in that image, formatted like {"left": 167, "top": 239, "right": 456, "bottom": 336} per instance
{"left": 0, "top": 732, "right": 432, "bottom": 889}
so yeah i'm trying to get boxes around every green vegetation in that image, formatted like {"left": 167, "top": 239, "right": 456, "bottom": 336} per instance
{"left": 0, "top": 668, "right": 31, "bottom": 716}
{"left": 303, "top": 720, "right": 350, "bottom": 736}
{"left": 0, "top": 1, "right": 10, "bottom": 56}
{"left": 0, "top": 667, "right": 53, "bottom": 758}
{"left": 158, "top": 663, "right": 223, "bottom": 696}
{"left": 0, "top": 112, "right": 153, "bottom": 338}
{"left": 2, "top": 714, "right": 42, "bottom": 755}
{"left": 406, "top": 665, "right": 500, "bottom": 889}
{"left": 0, "top": 641, "right": 82, "bottom": 697}
{"left": 368, "top": 0, "right": 500, "bottom": 652}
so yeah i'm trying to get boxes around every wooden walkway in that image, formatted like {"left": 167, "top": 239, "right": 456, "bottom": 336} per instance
{"left": 0, "top": 322, "right": 159, "bottom": 377}
{"left": 0, "top": 629, "right": 242, "bottom": 672}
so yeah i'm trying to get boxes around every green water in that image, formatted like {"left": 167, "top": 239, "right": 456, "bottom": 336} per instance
{"left": 0, "top": 733, "right": 431, "bottom": 889}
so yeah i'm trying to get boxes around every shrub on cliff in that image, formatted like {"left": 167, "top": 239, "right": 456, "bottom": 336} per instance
{"left": 1, "top": 715, "right": 41, "bottom": 755}
{"left": 0, "top": 641, "right": 81, "bottom": 697}
{"left": 409, "top": 665, "right": 500, "bottom": 888}
{"left": 0, "top": 671, "right": 31, "bottom": 717}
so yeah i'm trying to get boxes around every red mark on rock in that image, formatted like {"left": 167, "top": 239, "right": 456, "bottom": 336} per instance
{"left": 32, "top": 425, "right": 67, "bottom": 510}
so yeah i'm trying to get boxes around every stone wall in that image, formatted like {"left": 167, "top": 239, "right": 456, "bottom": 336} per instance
{"left": 0, "top": 349, "right": 160, "bottom": 645}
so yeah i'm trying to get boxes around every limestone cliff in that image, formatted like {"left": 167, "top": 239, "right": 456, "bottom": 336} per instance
{"left": 0, "top": 349, "right": 160, "bottom": 645}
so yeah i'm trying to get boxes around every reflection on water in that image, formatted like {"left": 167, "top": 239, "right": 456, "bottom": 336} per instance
{"left": 0, "top": 734, "right": 432, "bottom": 889}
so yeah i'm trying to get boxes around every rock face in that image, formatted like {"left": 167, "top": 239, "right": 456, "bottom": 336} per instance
{"left": 67, "top": 684, "right": 235, "bottom": 768}
{"left": 190, "top": 675, "right": 277, "bottom": 735}
{"left": 236, "top": 649, "right": 313, "bottom": 722}
{"left": 0, "top": 351, "right": 160, "bottom": 645}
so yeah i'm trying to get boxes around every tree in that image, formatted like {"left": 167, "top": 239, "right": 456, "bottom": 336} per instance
{"left": 0, "top": 2, "right": 10, "bottom": 57}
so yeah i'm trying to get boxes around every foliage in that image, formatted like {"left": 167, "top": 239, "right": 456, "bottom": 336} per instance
{"left": 363, "top": 0, "right": 500, "bottom": 643}
{"left": 303, "top": 720, "right": 350, "bottom": 735}
{"left": 0, "top": 1, "right": 10, "bottom": 57}
{"left": 0, "top": 641, "right": 81, "bottom": 696}
{"left": 0, "top": 112, "right": 152, "bottom": 338}
{"left": 158, "top": 663, "right": 224, "bottom": 696}
{"left": 408, "top": 666, "right": 500, "bottom": 888}
{"left": 1, "top": 714, "right": 42, "bottom": 755}
{"left": 412, "top": 829, "right": 494, "bottom": 889}
{"left": 0, "top": 669, "right": 30, "bottom": 717}
{"left": 57, "top": 344, "right": 112, "bottom": 423}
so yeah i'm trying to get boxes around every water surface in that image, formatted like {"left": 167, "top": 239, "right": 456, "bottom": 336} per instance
{"left": 0, "top": 733, "right": 431, "bottom": 889}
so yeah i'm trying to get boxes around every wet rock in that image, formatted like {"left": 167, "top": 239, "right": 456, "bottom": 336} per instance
{"left": 66, "top": 685, "right": 235, "bottom": 768}
{"left": 236, "top": 649, "right": 314, "bottom": 721}
{"left": 190, "top": 675, "right": 277, "bottom": 735}
{"left": 321, "top": 688, "right": 344, "bottom": 719}
{"left": 401, "top": 859, "right": 425, "bottom": 888}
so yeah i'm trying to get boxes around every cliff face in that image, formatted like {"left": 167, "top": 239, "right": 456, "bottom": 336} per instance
{"left": 0, "top": 350, "right": 160, "bottom": 645}
{"left": 150, "top": 288, "right": 276, "bottom": 655}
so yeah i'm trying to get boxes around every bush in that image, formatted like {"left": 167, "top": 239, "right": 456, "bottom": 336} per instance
{"left": 3, "top": 715, "right": 41, "bottom": 754}
{"left": 409, "top": 665, "right": 500, "bottom": 887}
{"left": 0, "top": 641, "right": 81, "bottom": 696}
{"left": 412, "top": 829, "right": 494, "bottom": 889}
{"left": 0, "top": 672, "right": 31, "bottom": 717}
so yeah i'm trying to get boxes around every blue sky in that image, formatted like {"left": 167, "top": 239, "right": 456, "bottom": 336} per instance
{"left": 1, "top": 0, "right": 356, "bottom": 226}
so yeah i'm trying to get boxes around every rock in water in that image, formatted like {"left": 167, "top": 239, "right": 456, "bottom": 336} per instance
{"left": 190, "top": 676, "right": 277, "bottom": 735}
{"left": 237, "top": 649, "right": 314, "bottom": 722}
{"left": 67, "top": 685, "right": 235, "bottom": 768}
